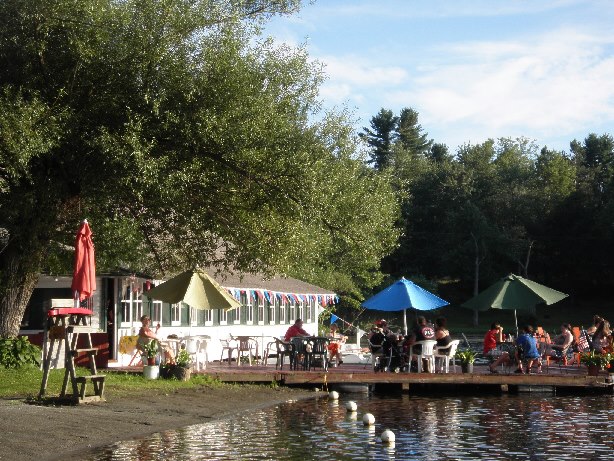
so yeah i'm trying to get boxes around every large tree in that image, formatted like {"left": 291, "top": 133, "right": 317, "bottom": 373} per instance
{"left": 0, "top": 0, "right": 399, "bottom": 337}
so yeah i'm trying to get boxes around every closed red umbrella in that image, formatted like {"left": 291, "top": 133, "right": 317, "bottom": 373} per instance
{"left": 70, "top": 219, "right": 96, "bottom": 304}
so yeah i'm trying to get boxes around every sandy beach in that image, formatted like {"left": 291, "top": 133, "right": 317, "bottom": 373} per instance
{"left": 0, "top": 385, "right": 313, "bottom": 461}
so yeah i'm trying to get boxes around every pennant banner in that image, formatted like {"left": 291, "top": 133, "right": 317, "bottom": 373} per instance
{"left": 330, "top": 313, "right": 339, "bottom": 324}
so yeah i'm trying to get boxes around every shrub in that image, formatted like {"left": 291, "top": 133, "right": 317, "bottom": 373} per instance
{"left": 0, "top": 337, "right": 41, "bottom": 369}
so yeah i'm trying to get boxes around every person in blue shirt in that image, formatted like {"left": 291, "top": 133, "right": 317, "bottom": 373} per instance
{"left": 515, "top": 325, "right": 542, "bottom": 374}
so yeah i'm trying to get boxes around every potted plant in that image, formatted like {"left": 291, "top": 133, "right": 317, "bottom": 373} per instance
{"left": 455, "top": 350, "right": 476, "bottom": 374}
{"left": 172, "top": 349, "right": 192, "bottom": 381}
{"left": 580, "top": 351, "right": 610, "bottom": 376}
{"left": 142, "top": 340, "right": 158, "bottom": 366}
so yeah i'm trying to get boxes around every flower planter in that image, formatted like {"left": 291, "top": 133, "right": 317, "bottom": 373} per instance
{"left": 461, "top": 362, "right": 473, "bottom": 374}
{"left": 587, "top": 364, "right": 600, "bottom": 376}
{"left": 172, "top": 366, "right": 192, "bottom": 381}
{"left": 143, "top": 365, "right": 159, "bottom": 380}
{"left": 147, "top": 357, "right": 156, "bottom": 366}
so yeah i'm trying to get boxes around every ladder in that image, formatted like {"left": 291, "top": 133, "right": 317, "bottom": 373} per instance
{"left": 39, "top": 306, "right": 106, "bottom": 404}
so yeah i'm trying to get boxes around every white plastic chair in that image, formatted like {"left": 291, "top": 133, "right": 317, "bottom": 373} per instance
{"left": 183, "top": 336, "right": 209, "bottom": 371}
{"left": 408, "top": 340, "right": 437, "bottom": 373}
{"left": 219, "top": 338, "right": 238, "bottom": 364}
{"left": 433, "top": 340, "right": 460, "bottom": 373}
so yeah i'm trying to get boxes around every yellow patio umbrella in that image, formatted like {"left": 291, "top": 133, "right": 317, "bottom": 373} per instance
{"left": 145, "top": 269, "right": 241, "bottom": 311}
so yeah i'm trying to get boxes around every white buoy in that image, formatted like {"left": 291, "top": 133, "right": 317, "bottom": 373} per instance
{"left": 345, "top": 401, "right": 357, "bottom": 412}
{"left": 329, "top": 391, "right": 339, "bottom": 400}
{"left": 362, "top": 413, "right": 375, "bottom": 426}
{"left": 381, "top": 429, "right": 396, "bottom": 444}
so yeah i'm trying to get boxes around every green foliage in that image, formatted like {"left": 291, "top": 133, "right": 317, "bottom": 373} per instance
{"left": 142, "top": 340, "right": 158, "bottom": 359}
{"left": 0, "top": 337, "right": 40, "bottom": 369}
{"left": 175, "top": 349, "right": 191, "bottom": 368}
{"left": 455, "top": 350, "right": 477, "bottom": 364}
{"left": 0, "top": 0, "right": 399, "bottom": 336}
{"left": 579, "top": 351, "right": 611, "bottom": 368}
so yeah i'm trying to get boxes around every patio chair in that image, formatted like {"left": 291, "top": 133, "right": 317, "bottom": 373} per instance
{"left": 219, "top": 338, "right": 238, "bottom": 364}
{"left": 305, "top": 337, "right": 329, "bottom": 371}
{"left": 290, "top": 336, "right": 309, "bottom": 370}
{"left": 235, "top": 336, "right": 258, "bottom": 366}
{"left": 433, "top": 340, "right": 460, "bottom": 373}
{"left": 408, "top": 340, "right": 437, "bottom": 373}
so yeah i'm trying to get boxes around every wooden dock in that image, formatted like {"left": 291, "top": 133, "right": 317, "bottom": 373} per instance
{"left": 112, "top": 361, "right": 614, "bottom": 394}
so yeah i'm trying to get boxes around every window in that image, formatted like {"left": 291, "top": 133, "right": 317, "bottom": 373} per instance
{"left": 289, "top": 302, "right": 296, "bottom": 322}
{"left": 120, "top": 284, "right": 142, "bottom": 326}
{"left": 257, "top": 295, "right": 265, "bottom": 325}
{"left": 243, "top": 292, "right": 253, "bottom": 324}
{"left": 279, "top": 300, "right": 286, "bottom": 324}
{"left": 171, "top": 303, "right": 181, "bottom": 326}
{"left": 204, "top": 309, "right": 213, "bottom": 325}
{"left": 190, "top": 306, "right": 197, "bottom": 326}
{"left": 305, "top": 298, "right": 313, "bottom": 323}
{"left": 269, "top": 299, "right": 276, "bottom": 324}
{"left": 219, "top": 307, "right": 228, "bottom": 325}
{"left": 298, "top": 302, "right": 304, "bottom": 322}
{"left": 152, "top": 300, "right": 162, "bottom": 324}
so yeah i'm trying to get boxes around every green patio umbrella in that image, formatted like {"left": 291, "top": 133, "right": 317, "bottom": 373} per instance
{"left": 145, "top": 269, "right": 241, "bottom": 312}
{"left": 462, "top": 274, "right": 568, "bottom": 336}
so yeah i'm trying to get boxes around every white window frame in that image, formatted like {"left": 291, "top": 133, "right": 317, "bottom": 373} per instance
{"left": 269, "top": 298, "right": 276, "bottom": 325}
{"left": 190, "top": 306, "right": 198, "bottom": 326}
{"left": 120, "top": 285, "right": 142, "bottom": 328}
{"left": 152, "top": 300, "right": 162, "bottom": 324}
{"left": 204, "top": 309, "right": 213, "bottom": 326}
{"left": 257, "top": 295, "right": 265, "bottom": 325}
{"left": 245, "top": 292, "right": 254, "bottom": 325}
{"left": 289, "top": 302, "right": 296, "bottom": 322}
{"left": 171, "top": 303, "right": 181, "bottom": 326}
{"left": 219, "top": 307, "right": 228, "bottom": 325}
{"left": 232, "top": 300, "right": 241, "bottom": 325}
{"left": 298, "top": 302, "right": 304, "bottom": 322}
{"left": 305, "top": 298, "right": 313, "bottom": 323}
{"left": 279, "top": 300, "right": 286, "bottom": 324}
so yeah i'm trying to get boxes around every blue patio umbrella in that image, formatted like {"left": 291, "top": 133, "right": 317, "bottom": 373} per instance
{"left": 362, "top": 277, "right": 449, "bottom": 334}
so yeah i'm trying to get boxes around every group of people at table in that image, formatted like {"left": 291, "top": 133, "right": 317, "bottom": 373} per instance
{"left": 283, "top": 318, "right": 348, "bottom": 365}
{"left": 485, "top": 315, "right": 613, "bottom": 374}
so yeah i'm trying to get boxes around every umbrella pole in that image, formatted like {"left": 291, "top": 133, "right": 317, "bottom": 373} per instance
{"left": 403, "top": 309, "right": 407, "bottom": 336}
{"left": 514, "top": 309, "right": 518, "bottom": 338}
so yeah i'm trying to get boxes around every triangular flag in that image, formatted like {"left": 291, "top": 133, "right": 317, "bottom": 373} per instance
{"left": 330, "top": 313, "right": 339, "bottom": 325}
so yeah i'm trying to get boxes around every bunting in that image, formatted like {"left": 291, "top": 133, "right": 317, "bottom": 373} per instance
{"left": 221, "top": 286, "right": 338, "bottom": 308}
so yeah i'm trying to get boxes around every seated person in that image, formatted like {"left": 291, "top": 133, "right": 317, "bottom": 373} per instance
{"left": 138, "top": 315, "right": 175, "bottom": 364}
{"left": 369, "top": 327, "right": 387, "bottom": 354}
{"left": 515, "top": 325, "right": 541, "bottom": 373}
{"left": 327, "top": 323, "right": 348, "bottom": 364}
{"left": 546, "top": 323, "right": 574, "bottom": 359}
{"left": 434, "top": 317, "right": 452, "bottom": 353}
{"left": 284, "top": 318, "right": 310, "bottom": 342}
{"left": 485, "top": 322, "right": 512, "bottom": 373}
{"left": 406, "top": 316, "right": 436, "bottom": 372}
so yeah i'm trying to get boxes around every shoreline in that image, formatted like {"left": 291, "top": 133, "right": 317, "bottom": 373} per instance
{"left": 0, "top": 385, "right": 314, "bottom": 461}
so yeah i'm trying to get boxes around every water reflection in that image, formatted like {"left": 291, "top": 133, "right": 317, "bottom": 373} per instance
{"left": 77, "top": 394, "right": 614, "bottom": 460}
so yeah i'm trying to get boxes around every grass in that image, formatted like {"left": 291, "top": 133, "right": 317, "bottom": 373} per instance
{"left": 0, "top": 366, "right": 224, "bottom": 400}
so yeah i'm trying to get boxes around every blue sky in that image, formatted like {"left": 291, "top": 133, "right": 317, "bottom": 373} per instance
{"left": 264, "top": 0, "right": 614, "bottom": 153}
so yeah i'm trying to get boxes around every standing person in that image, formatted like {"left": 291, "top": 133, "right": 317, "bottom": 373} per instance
{"left": 591, "top": 319, "right": 612, "bottom": 353}
{"left": 485, "top": 322, "right": 512, "bottom": 374}
{"left": 327, "top": 324, "right": 347, "bottom": 365}
{"left": 515, "top": 325, "right": 541, "bottom": 374}
{"left": 284, "top": 318, "right": 310, "bottom": 341}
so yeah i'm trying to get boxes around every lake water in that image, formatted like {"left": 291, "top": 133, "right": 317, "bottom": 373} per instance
{"left": 76, "top": 392, "right": 614, "bottom": 460}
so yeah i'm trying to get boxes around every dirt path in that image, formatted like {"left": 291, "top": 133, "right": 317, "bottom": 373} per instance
{"left": 0, "top": 385, "right": 313, "bottom": 461}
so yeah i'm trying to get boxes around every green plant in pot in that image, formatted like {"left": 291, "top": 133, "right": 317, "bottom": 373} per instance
{"left": 172, "top": 349, "right": 192, "bottom": 381}
{"left": 142, "top": 340, "right": 158, "bottom": 366}
{"left": 580, "top": 351, "right": 610, "bottom": 375}
{"left": 455, "top": 350, "right": 476, "bottom": 373}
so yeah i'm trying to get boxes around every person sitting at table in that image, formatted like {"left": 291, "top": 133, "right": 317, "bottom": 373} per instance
{"left": 138, "top": 315, "right": 175, "bottom": 364}
{"left": 546, "top": 323, "right": 574, "bottom": 359}
{"left": 284, "top": 318, "right": 310, "bottom": 341}
{"left": 434, "top": 317, "right": 452, "bottom": 351}
{"left": 591, "top": 318, "right": 612, "bottom": 353}
{"left": 327, "top": 323, "right": 348, "bottom": 365}
{"left": 405, "top": 316, "right": 435, "bottom": 372}
{"left": 515, "top": 325, "right": 541, "bottom": 374}
{"left": 485, "top": 322, "right": 512, "bottom": 374}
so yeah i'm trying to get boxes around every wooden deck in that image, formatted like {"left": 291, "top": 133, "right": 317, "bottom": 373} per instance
{"left": 111, "top": 361, "right": 614, "bottom": 394}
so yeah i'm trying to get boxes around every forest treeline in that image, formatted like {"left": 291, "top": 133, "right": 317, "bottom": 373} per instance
{"left": 359, "top": 107, "right": 614, "bottom": 303}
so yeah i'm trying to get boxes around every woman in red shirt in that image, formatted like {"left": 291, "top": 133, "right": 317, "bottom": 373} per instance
{"left": 484, "top": 322, "right": 511, "bottom": 373}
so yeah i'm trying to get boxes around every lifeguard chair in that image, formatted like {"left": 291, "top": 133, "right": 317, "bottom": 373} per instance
{"left": 39, "top": 299, "right": 105, "bottom": 403}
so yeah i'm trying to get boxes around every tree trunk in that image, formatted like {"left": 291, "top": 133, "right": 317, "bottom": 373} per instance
{"left": 0, "top": 231, "right": 50, "bottom": 338}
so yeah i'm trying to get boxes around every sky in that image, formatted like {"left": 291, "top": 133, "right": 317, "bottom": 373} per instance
{"left": 263, "top": 0, "right": 614, "bottom": 153}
